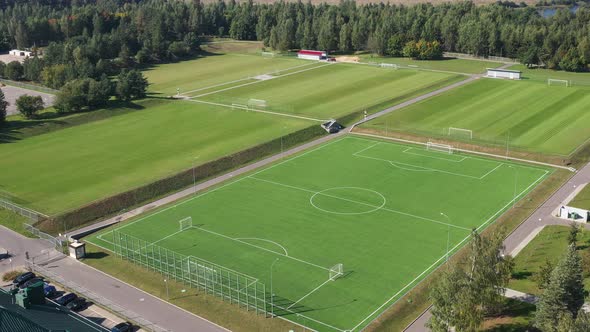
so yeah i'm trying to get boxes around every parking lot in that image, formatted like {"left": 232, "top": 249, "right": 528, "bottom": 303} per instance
{"left": 1, "top": 84, "right": 55, "bottom": 115}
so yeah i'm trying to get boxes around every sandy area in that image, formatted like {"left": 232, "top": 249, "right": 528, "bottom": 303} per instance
{"left": 335, "top": 56, "right": 361, "bottom": 63}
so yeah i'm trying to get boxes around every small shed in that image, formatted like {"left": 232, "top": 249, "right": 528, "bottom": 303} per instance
{"left": 9, "top": 49, "right": 33, "bottom": 57}
{"left": 69, "top": 241, "right": 86, "bottom": 260}
{"left": 486, "top": 68, "right": 521, "bottom": 80}
{"left": 297, "top": 50, "right": 327, "bottom": 61}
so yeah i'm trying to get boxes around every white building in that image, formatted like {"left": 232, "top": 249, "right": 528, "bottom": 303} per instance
{"left": 486, "top": 68, "right": 521, "bottom": 80}
{"left": 297, "top": 50, "right": 327, "bottom": 61}
{"left": 9, "top": 49, "right": 33, "bottom": 57}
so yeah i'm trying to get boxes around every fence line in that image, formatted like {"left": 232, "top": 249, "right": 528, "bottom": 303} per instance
{"left": 23, "top": 223, "right": 64, "bottom": 251}
{"left": 444, "top": 52, "right": 518, "bottom": 64}
{"left": 27, "top": 260, "right": 170, "bottom": 332}
{"left": 0, "top": 199, "right": 48, "bottom": 223}
{"left": 0, "top": 78, "right": 58, "bottom": 94}
{"left": 112, "top": 230, "right": 269, "bottom": 316}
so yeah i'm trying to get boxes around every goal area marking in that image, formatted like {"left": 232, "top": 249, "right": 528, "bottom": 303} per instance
{"left": 547, "top": 78, "right": 570, "bottom": 87}
{"left": 448, "top": 127, "right": 473, "bottom": 139}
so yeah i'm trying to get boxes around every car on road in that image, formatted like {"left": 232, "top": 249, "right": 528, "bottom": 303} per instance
{"left": 55, "top": 293, "right": 77, "bottom": 306}
{"left": 12, "top": 272, "right": 35, "bottom": 287}
{"left": 110, "top": 322, "right": 134, "bottom": 332}
{"left": 65, "top": 297, "right": 87, "bottom": 311}
{"left": 43, "top": 283, "right": 57, "bottom": 298}
{"left": 20, "top": 277, "right": 44, "bottom": 289}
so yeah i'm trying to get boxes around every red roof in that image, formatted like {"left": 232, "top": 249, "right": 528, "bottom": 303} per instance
{"left": 298, "top": 50, "right": 325, "bottom": 56}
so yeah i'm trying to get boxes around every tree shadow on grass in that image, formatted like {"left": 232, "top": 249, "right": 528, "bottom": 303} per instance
{"left": 484, "top": 300, "right": 538, "bottom": 332}
{"left": 511, "top": 271, "right": 533, "bottom": 280}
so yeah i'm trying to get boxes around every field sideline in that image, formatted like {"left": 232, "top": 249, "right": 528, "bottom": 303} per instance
{"left": 89, "top": 136, "right": 550, "bottom": 331}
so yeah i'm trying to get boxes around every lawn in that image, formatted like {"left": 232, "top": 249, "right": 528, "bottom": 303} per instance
{"left": 89, "top": 136, "right": 549, "bottom": 332}
{"left": 508, "top": 64, "right": 590, "bottom": 87}
{"left": 144, "top": 53, "right": 307, "bottom": 96}
{"left": 359, "top": 55, "right": 502, "bottom": 74}
{"left": 193, "top": 62, "right": 462, "bottom": 119}
{"left": 0, "top": 208, "right": 33, "bottom": 237}
{"left": 0, "top": 99, "right": 312, "bottom": 215}
{"left": 569, "top": 185, "right": 590, "bottom": 210}
{"left": 509, "top": 225, "right": 590, "bottom": 295}
{"left": 362, "top": 78, "right": 590, "bottom": 156}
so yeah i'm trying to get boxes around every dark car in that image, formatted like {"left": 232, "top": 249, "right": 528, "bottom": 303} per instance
{"left": 43, "top": 283, "right": 57, "bottom": 298}
{"left": 111, "top": 322, "right": 134, "bottom": 332}
{"left": 55, "top": 293, "right": 77, "bottom": 306}
{"left": 12, "top": 272, "right": 36, "bottom": 287}
{"left": 20, "top": 277, "right": 44, "bottom": 289}
{"left": 65, "top": 297, "right": 87, "bottom": 311}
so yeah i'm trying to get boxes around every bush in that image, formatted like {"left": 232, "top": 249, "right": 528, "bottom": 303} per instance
{"left": 2, "top": 270, "right": 25, "bottom": 282}
{"left": 5, "top": 61, "right": 24, "bottom": 80}
{"left": 16, "top": 95, "right": 44, "bottom": 119}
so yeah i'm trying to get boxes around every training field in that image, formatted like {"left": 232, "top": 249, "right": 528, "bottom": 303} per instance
{"left": 89, "top": 136, "right": 549, "bottom": 331}
{"left": 187, "top": 61, "right": 461, "bottom": 120}
{"left": 0, "top": 100, "right": 312, "bottom": 215}
{"left": 362, "top": 78, "right": 590, "bottom": 156}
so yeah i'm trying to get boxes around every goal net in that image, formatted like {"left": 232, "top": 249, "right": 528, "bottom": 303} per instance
{"left": 426, "top": 142, "right": 453, "bottom": 154}
{"left": 248, "top": 99, "right": 267, "bottom": 109}
{"left": 547, "top": 79, "right": 569, "bottom": 87}
{"left": 329, "top": 263, "right": 343, "bottom": 281}
{"left": 380, "top": 63, "right": 398, "bottom": 69}
{"left": 261, "top": 51, "right": 275, "bottom": 57}
{"left": 448, "top": 127, "right": 473, "bottom": 140}
{"left": 179, "top": 217, "right": 193, "bottom": 231}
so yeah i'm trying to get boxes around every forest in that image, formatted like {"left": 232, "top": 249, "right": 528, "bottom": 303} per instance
{"left": 0, "top": 0, "right": 588, "bottom": 93}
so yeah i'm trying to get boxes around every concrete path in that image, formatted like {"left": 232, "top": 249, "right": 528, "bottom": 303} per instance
{"left": 0, "top": 225, "right": 54, "bottom": 275}
{"left": 404, "top": 162, "right": 590, "bottom": 331}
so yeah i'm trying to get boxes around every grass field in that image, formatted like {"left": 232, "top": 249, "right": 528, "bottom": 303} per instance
{"left": 145, "top": 53, "right": 307, "bottom": 96}
{"left": 359, "top": 55, "right": 501, "bottom": 74}
{"left": 569, "top": 185, "right": 590, "bottom": 210}
{"left": 362, "top": 78, "right": 590, "bottom": 156}
{"left": 190, "top": 61, "right": 461, "bottom": 119}
{"left": 89, "top": 136, "right": 550, "bottom": 331}
{"left": 0, "top": 99, "right": 312, "bottom": 215}
{"left": 509, "top": 225, "right": 590, "bottom": 295}
{"left": 508, "top": 64, "right": 590, "bottom": 86}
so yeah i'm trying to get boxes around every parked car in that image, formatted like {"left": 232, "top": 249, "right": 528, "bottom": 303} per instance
{"left": 111, "top": 322, "right": 134, "bottom": 332}
{"left": 43, "top": 283, "right": 57, "bottom": 298}
{"left": 55, "top": 293, "right": 77, "bottom": 306}
{"left": 65, "top": 297, "right": 87, "bottom": 311}
{"left": 12, "top": 272, "right": 35, "bottom": 287}
{"left": 20, "top": 277, "right": 44, "bottom": 289}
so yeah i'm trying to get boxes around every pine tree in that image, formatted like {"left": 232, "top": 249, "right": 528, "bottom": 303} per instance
{"left": 0, "top": 88, "right": 8, "bottom": 125}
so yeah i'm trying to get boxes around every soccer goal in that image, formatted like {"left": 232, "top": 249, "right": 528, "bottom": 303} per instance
{"left": 426, "top": 141, "right": 453, "bottom": 154}
{"left": 448, "top": 127, "right": 473, "bottom": 140}
{"left": 261, "top": 51, "right": 275, "bottom": 57}
{"left": 231, "top": 103, "right": 249, "bottom": 110}
{"left": 179, "top": 217, "right": 193, "bottom": 231}
{"left": 248, "top": 98, "right": 267, "bottom": 109}
{"left": 380, "top": 63, "right": 399, "bottom": 69}
{"left": 329, "top": 263, "right": 344, "bottom": 281}
{"left": 548, "top": 79, "right": 570, "bottom": 87}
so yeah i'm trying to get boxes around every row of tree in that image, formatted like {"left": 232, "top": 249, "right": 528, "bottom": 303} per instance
{"left": 0, "top": 0, "right": 589, "bottom": 75}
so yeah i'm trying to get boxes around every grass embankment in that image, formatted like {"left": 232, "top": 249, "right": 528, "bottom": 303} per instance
{"left": 0, "top": 98, "right": 312, "bottom": 215}
{"left": 362, "top": 78, "right": 590, "bottom": 156}
{"left": 0, "top": 208, "right": 34, "bottom": 237}
{"left": 569, "top": 185, "right": 590, "bottom": 210}
{"left": 509, "top": 225, "right": 590, "bottom": 295}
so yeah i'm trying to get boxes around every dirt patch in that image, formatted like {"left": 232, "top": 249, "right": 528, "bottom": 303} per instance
{"left": 0, "top": 53, "right": 27, "bottom": 64}
{"left": 2, "top": 85, "right": 56, "bottom": 116}
{"left": 336, "top": 56, "right": 360, "bottom": 63}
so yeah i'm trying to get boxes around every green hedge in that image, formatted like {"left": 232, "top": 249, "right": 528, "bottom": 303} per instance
{"left": 36, "top": 124, "right": 325, "bottom": 234}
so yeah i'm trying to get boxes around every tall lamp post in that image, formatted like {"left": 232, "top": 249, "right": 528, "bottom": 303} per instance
{"left": 270, "top": 258, "right": 279, "bottom": 317}
{"left": 440, "top": 212, "right": 451, "bottom": 263}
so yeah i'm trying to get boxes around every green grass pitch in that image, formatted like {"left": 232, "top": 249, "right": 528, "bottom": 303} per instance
{"left": 190, "top": 61, "right": 462, "bottom": 119}
{"left": 0, "top": 99, "right": 312, "bottom": 215}
{"left": 362, "top": 78, "right": 590, "bottom": 156}
{"left": 89, "top": 136, "right": 550, "bottom": 331}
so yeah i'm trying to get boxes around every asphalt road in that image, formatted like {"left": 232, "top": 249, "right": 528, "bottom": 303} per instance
{"left": 1, "top": 85, "right": 55, "bottom": 115}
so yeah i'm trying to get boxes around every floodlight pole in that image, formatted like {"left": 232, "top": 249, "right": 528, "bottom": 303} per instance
{"left": 440, "top": 213, "right": 451, "bottom": 263}
{"left": 270, "top": 258, "right": 279, "bottom": 317}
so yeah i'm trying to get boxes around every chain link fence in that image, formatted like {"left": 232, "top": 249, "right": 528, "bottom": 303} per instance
{"left": 444, "top": 52, "right": 518, "bottom": 64}
{"left": 0, "top": 199, "right": 47, "bottom": 223}
{"left": 0, "top": 78, "right": 58, "bottom": 94}
{"left": 27, "top": 260, "right": 170, "bottom": 332}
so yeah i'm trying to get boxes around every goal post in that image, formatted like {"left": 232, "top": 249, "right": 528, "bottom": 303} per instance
{"left": 179, "top": 217, "right": 193, "bottom": 231}
{"left": 426, "top": 141, "right": 453, "bottom": 154}
{"left": 248, "top": 98, "right": 267, "bottom": 109}
{"left": 547, "top": 78, "right": 570, "bottom": 87}
{"left": 448, "top": 127, "right": 473, "bottom": 140}
{"left": 231, "top": 103, "right": 249, "bottom": 110}
{"left": 261, "top": 51, "right": 275, "bottom": 57}
{"left": 380, "top": 63, "right": 399, "bottom": 69}
{"left": 329, "top": 263, "right": 343, "bottom": 281}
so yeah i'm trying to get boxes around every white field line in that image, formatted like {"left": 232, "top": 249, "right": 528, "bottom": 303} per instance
{"left": 349, "top": 169, "right": 549, "bottom": 332}
{"left": 234, "top": 237, "right": 289, "bottom": 256}
{"left": 180, "top": 62, "right": 318, "bottom": 96}
{"left": 403, "top": 147, "right": 467, "bottom": 162}
{"left": 191, "top": 226, "right": 329, "bottom": 271}
{"left": 113, "top": 137, "right": 347, "bottom": 235}
{"left": 273, "top": 302, "right": 345, "bottom": 332}
{"left": 189, "top": 63, "right": 333, "bottom": 98}
{"left": 186, "top": 98, "right": 325, "bottom": 122}
{"left": 133, "top": 229, "right": 184, "bottom": 254}
{"left": 286, "top": 278, "right": 332, "bottom": 310}
{"left": 248, "top": 176, "right": 471, "bottom": 231}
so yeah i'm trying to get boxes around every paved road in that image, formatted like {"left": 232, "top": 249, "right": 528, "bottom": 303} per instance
{"left": 0, "top": 225, "right": 54, "bottom": 275}
{"left": 1, "top": 85, "right": 55, "bottom": 115}
{"left": 404, "top": 162, "right": 590, "bottom": 332}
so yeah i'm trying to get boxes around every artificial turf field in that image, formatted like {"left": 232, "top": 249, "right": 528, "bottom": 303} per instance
{"left": 186, "top": 60, "right": 462, "bottom": 120}
{"left": 89, "top": 136, "right": 550, "bottom": 331}
{"left": 362, "top": 78, "right": 590, "bottom": 156}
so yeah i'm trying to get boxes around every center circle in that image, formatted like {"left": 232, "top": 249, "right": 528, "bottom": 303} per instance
{"left": 310, "top": 187, "right": 386, "bottom": 215}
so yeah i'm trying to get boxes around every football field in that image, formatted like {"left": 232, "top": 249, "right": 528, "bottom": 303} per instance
{"left": 89, "top": 136, "right": 550, "bottom": 331}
